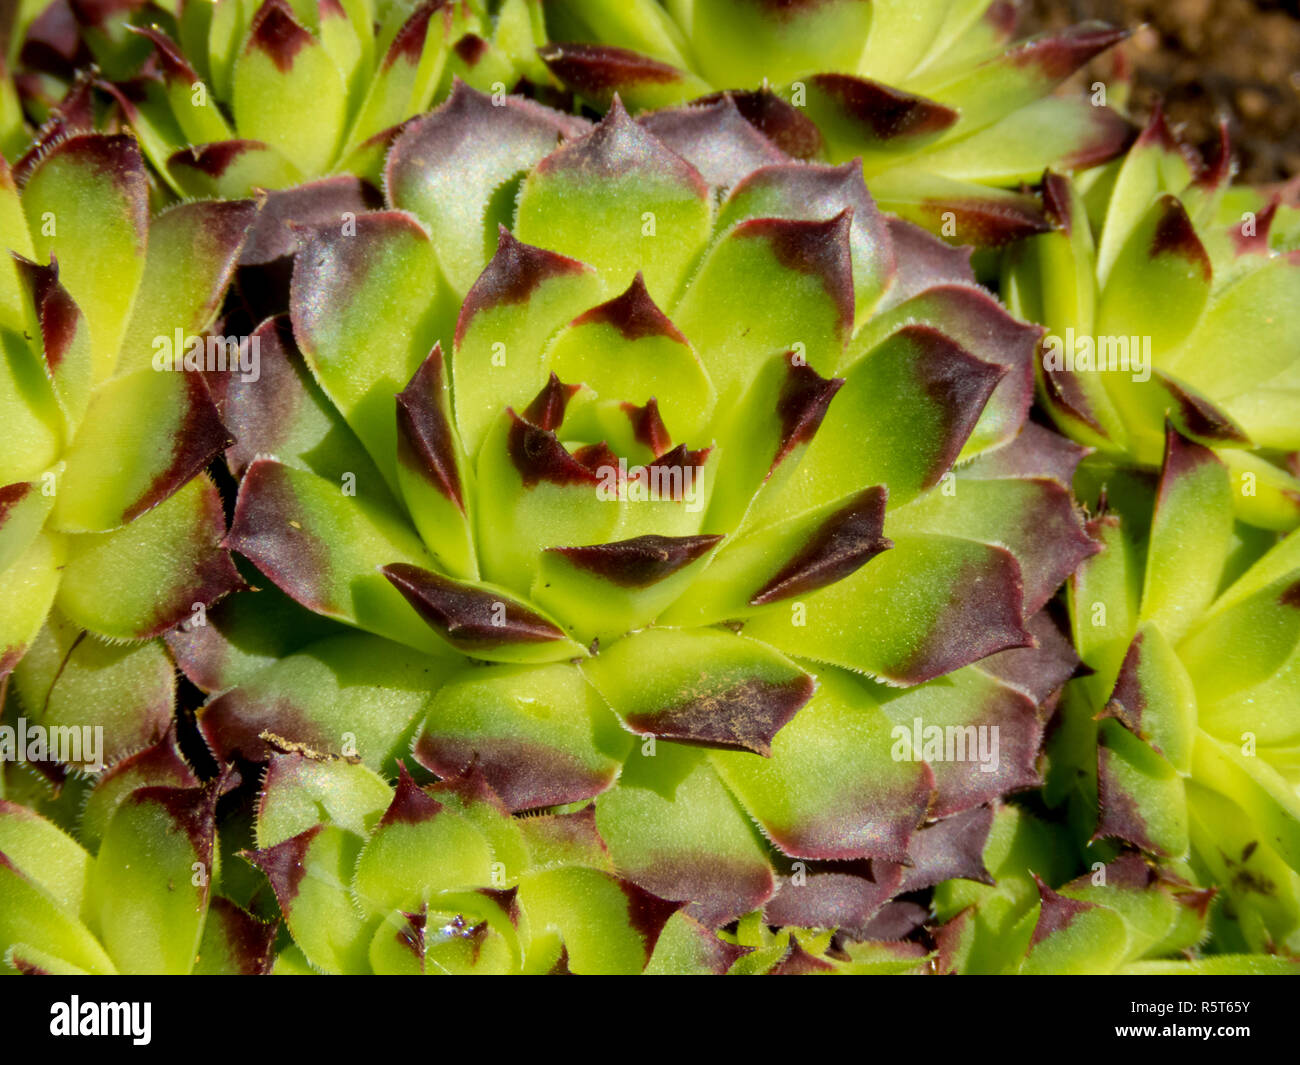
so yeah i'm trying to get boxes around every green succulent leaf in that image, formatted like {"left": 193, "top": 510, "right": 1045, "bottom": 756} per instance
{"left": 88, "top": 779, "right": 222, "bottom": 974}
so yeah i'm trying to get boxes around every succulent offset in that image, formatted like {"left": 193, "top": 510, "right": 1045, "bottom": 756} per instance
{"left": 1, "top": 132, "right": 248, "bottom": 789}
{"left": 1004, "top": 108, "right": 1300, "bottom": 529}
{"left": 539, "top": 0, "right": 1135, "bottom": 243}
{"left": 932, "top": 803, "right": 1299, "bottom": 975}
{"left": 1046, "top": 431, "right": 1300, "bottom": 955}
{"left": 4, "top": 0, "right": 550, "bottom": 195}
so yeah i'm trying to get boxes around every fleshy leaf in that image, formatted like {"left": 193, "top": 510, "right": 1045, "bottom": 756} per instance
{"left": 741, "top": 533, "right": 1031, "bottom": 686}
{"left": 244, "top": 824, "right": 374, "bottom": 974}
{"left": 673, "top": 211, "right": 854, "bottom": 406}
{"left": 538, "top": 42, "right": 710, "bottom": 112}
{"left": 749, "top": 325, "right": 1004, "bottom": 526}
{"left": 200, "top": 631, "right": 446, "bottom": 771}
{"left": 226, "top": 459, "right": 447, "bottom": 653}
{"left": 717, "top": 159, "right": 894, "bottom": 327}
{"left": 193, "top": 897, "right": 277, "bottom": 975}
{"left": 514, "top": 99, "right": 710, "bottom": 302}
{"left": 80, "top": 726, "right": 198, "bottom": 852}
{"left": 517, "top": 866, "right": 679, "bottom": 974}
{"left": 412, "top": 662, "right": 632, "bottom": 811}
{"left": 709, "top": 668, "right": 932, "bottom": 862}
{"left": 231, "top": 0, "right": 347, "bottom": 177}
{"left": 394, "top": 346, "right": 477, "bottom": 579}
{"left": 533, "top": 533, "right": 722, "bottom": 644}
{"left": 20, "top": 133, "right": 148, "bottom": 382}
{"left": 289, "top": 210, "right": 442, "bottom": 492}
{"left": 451, "top": 229, "right": 602, "bottom": 457}
{"left": 1139, "top": 428, "right": 1233, "bottom": 644}
{"left": 256, "top": 749, "right": 392, "bottom": 847}
{"left": 50, "top": 368, "right": 230, "bottom": 533}
{"left": 56, "top": 475, "right": 241, "bottom": 641}
{"left": 88, "top": 780, "right": 220, "bottom": 974}
{"left": 386, "top": 80, "right": 580, "bottom": 296}
{"left": 637, "top": 96, "right": 787, "bottom": 190}
{"left": 352, "top": 768, "right": 496, "bottom": 917}
{"left": 0, "top": 852, "right": 116, "bottom": 975}
{"left": 582, "top": 627, "right": 812, "bottom": 755}
{"left": 13, "top": 609, "right": 174, "bottom": 770}
{"left": 546, "top": 271, "right": 715, "bottom": 444}
{"left": 382, "top": 563, "right": 587, "bottom": 663}
{"left": 595, "top": 744, "right": 774, "bottom": 927}
{"left": 117, "top": 198, "right": 258, "bottom": 374}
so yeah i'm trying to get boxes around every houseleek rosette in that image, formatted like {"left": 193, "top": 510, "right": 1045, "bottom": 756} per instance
{"left": 1004, "top": 109, "right": 1300, "bottom": 530}
{"left": 1044, "top": 427, "right": 1300, "bottom": 955}
{"left": 539, "top": 0, "right": 1134, "bottom": 243}
{"left": 931, "top": 803, "right": 1300, "bottom": 974}
{"left": 6, "top": 0, "right": 550, "bottom": 196}
{"left": 0, "top": 766, "right": 283, "bottom": 974}
{"left": 171, "top": 86, "right": 1097, "bottom": 973}
{"left": 0, "top": 132, "right": 249, "bottom": 790}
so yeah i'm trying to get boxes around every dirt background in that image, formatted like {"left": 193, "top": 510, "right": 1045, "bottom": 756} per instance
{"left": 1023, "top": 0, "right": 1300, "bottom": 182}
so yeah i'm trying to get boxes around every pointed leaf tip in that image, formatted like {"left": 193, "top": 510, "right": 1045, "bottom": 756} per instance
{"left": 245, "top": 0, "right": 314, "bottom": 73}
{"left": 380, "top": 762, "right": 443, "bottom": 826}
{"left": 382, "top": 563, "right": 570, "bottom": 650}
{"left": 455, "top": 230, "right": 592, "bottom": 348}
{"left": 396, "top": 344, "right": 465, "bottom": 511}
{"left": 571, "top": 272, "right": 688, "bottom": 344}
{"left": 547, "top": 534, "right": 722, "bottom": 589}
{"left": 522, "top": 372, "right": 582, "bottom": 432}
{"left": 750, "top": 486, "right": 890, "bottom": 605}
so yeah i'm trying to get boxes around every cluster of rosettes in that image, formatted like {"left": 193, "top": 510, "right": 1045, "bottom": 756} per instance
{"left": 4, "top": 0, "right": 549, "bottom": 195}
{"left": 1, "top": 133, "right": 247, "bottom": 784}
{"left": 0, "top": 1, "right": 1297, "bottom": 977}
{"left": 157, "top": 86, "right": 1105, "bottom": 971}
{"left": 539, "top": 0, "right": 1135, "bottom": 243}
{"left": 1005, "top": 106, "right": 1300, "bottom": 526}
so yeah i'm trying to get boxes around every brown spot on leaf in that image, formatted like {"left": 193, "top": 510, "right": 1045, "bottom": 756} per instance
{"left": 548, "top": 533, "right": 721, "bottom": 588}
{"left": 624, "top": 673, "right": 814, "bottom": 756}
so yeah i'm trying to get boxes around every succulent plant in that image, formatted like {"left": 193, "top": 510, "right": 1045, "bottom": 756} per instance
{"left": 240, "top": 748, "right": 982, "bottom": 973}
{"left": 931, "top": 802, "right": 1299, "bottom": 974}
{"left": 5, "top": 0, "right": 551, "bottom": 196}
{"left": 0, "top": 132, "right": 249, "bottom": 797}
{"left": 155, "top": 85, "right": 1104, "bottom": 972}
{"left": 0, "top": 762, "right": 286, "bottom": 974}
{"left": 1043, "top": 427, "right": 1300, "bottom": 955}
{"left": 1, "top": 1, "right": 1295, "bottom": 979}
{"left": 538, "top": 0, "right": 1135, "bottom": 244}
{"left": 1003, "top": 109, "right": 1300, "bottom": 530}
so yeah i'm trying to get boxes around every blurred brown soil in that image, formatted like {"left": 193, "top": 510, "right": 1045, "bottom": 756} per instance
{"left": 1024, "top": 0, "right": 1300, "bottom": 183}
